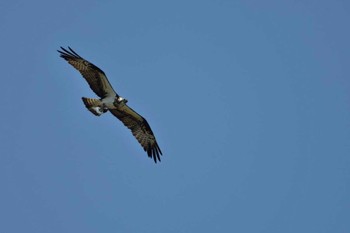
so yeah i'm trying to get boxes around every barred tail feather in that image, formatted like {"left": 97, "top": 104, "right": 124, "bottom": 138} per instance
{"left": 82, "top": 97, "right": 107, "bottom": 116}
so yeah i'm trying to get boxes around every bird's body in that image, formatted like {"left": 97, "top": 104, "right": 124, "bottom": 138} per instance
{"left": 58, "top": 47, "right": 162, "bottom": 163}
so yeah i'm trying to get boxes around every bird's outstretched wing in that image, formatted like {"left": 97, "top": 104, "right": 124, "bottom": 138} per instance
{"left": 110, "top": 105, "right": 162, "bottom": 163}
{"left": 58, "top": 47, "right": 117, "bottom": 98}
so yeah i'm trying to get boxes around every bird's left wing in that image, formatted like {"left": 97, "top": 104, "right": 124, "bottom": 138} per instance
{"left": 58, "top": 47, "right": 117, "bottom": 98}
{"left": 110, "top": 105, "right": 162, "bottom": 163}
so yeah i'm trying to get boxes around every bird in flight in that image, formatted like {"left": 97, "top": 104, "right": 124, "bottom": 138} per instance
{"left": 58, "top": 47, "right": 162, "bottom": 163}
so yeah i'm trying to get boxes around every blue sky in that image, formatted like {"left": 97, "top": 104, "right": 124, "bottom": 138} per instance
{"left": 1, "top": 0, "right": 349, "bottom": 232}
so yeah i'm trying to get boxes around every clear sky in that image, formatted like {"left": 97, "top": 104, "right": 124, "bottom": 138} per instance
{"left": 1, "top": 0, "right": 349, "bottom": 232}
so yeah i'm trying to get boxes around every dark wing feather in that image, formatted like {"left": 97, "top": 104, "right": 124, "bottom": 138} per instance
{"left": 58, "top": 47, "right": 117, "bottom": 98}
{"left": 110, "top": 105, "right": 162, "bottom": 163}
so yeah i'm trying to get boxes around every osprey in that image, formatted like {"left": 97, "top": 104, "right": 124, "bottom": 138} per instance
{"left": 58, "top": 47, "right": 162, "bottom": 163}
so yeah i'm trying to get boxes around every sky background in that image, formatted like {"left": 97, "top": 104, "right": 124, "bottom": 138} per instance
{"left": 1, "top": 0, "right": 349, "bottom": 232}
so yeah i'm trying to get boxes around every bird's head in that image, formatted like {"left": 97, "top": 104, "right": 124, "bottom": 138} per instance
{"left": 114, "top": 96, "right": 128, "bottom": 106}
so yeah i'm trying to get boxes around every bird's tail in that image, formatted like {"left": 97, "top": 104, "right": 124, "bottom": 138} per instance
{"left": 82, "top": 97, "right": 108, "bottom": 116}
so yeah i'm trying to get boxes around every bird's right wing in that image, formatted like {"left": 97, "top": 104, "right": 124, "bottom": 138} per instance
{"left": 58, "top": 47, "right": 117, "bottom": 98}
